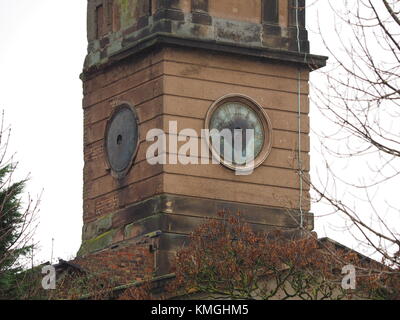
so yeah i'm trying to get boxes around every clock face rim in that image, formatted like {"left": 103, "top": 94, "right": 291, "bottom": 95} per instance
{"left": 104, "top": 103, "right": 140, "bottom": 179}
{"left": 204, "top": 94, "right": 273, "bottom": 172}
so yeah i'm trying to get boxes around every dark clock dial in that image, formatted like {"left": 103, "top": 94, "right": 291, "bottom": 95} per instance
{"left": 105, "top": 106, "right": 139, "bottom": 175}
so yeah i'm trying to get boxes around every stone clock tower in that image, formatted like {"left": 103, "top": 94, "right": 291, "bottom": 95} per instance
{"left": 79, "top": 0, "right": 326, "bottom": 276}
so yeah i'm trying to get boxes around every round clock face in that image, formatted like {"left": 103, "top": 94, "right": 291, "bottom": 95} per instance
{"left": 210, "top": 102, "right": 265, "bottom": 164}
{"left": 105, "top": 105, "right": 139, "bottom": 177}
{"left": 206, "top": 95, "right": 272, "bottom": 170}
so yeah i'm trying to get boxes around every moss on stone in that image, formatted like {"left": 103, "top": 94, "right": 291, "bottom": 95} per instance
{"left": 124, "top": 214, "right": 163, "bottom": 239}
{"left": 78, "top": 229, "right": 116, "bottom": 257}
{"left": 83, "top": 213, "right": 114, "bottom": 241}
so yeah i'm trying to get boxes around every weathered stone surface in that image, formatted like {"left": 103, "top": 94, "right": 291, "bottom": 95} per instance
{"left": 84, "top": 0, "right": 327, "bottom": 73}
{"left": 80, "top": 1, "right": 326, "bottom": 278}
{"left": 78, "top": 229, "right": 116, "bottom": 256}
{"left": 81, "top": 194, "right": 314, "bottom": 248}
{"left": 83, "top": 213, "right": 113, "bottom": 240}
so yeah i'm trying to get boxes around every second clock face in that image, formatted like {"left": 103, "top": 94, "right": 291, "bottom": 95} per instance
{"left": 105, "top": 105, "right": 139, "bottom": 177}
{"left": 209, "top": 101, "right": 265, "bottom": 166}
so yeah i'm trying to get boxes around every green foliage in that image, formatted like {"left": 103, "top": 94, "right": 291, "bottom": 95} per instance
{"left": 0, "top": 163, "right": 33, "bottom": 298}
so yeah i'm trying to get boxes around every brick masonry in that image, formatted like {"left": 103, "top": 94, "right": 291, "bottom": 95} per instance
{"left": 75, "top": 235, "right": 155, "bottom": 285}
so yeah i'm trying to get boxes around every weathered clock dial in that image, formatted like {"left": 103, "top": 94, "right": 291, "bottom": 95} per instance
{"left": 206, "top": 94, "right": 272, "bottom": 170}
{"left": 105, "top": 104, "right": 139, "bottom": 178}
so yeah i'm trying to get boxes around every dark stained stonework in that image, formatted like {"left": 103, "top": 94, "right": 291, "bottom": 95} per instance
{"left": 80, "top": 195, "right": 314, "bottom": 247}
{"left": 262, "top": 0, "right": 279, "bottom": 24}
{"left": 192, "top": 12, "right": 212, "bottom": 25}
{"left": 84, "top": 0, "right": 326, "bottom": 75}
{"left": 153, "top": 7, "right": 184, "bottom": 22}
{"left": 79, "top": 194, "right": 314, "bottom": 276}
{"left": 289, "top": 0, "right": 306, "bottom": 28}
{"left": 156, "top": 0, "right": 181, "bottom": 10}
{"left": 191, "top": 0, "right": 208, "bottom": 13}
{"left": 191, "top": 0, "right": 211, "bottom": 25}
{"left": 288, "top": 0, "right": 308, "bottom": 52}
{"left": 82, "top": 33, "right": 326, "bottom": 81}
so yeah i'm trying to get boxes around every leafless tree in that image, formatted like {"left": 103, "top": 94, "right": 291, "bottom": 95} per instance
{"left": 309, "top": 0, "right": 400, "bottom": 269}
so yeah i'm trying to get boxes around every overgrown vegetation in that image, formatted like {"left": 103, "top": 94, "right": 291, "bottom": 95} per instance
{"left": 167, "top": 213, "right": 400, "bottom": 300}
{"left": 0, "top": 114, "right": 40, "bottom": 299}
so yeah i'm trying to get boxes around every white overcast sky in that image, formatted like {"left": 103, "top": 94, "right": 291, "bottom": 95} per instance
{"left": 0, "top": 1, "right": 86, "bottom": 263}
{"left": 0, "top": 1, "right": 392, "bottom": 264}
